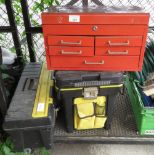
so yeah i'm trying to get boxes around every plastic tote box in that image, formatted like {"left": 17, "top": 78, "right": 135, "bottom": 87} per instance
{"left": 125, "top": 76, "right": 154, "bottom": 135}
{"left": 3, "top": 63, "right": 55, "bottom": 151}
{"left": 54, "top": 71, "right": 123, "bottom": 133}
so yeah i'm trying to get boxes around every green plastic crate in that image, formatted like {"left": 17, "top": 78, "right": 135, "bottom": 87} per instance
{"left": 125, "top": 77, "right": 154, "bottom": 135}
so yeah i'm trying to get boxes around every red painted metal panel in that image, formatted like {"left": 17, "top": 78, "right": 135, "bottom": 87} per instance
{"left": 48, "top": 56, "right": 139, "bottom": 71}
{"left": 42, "top": 10, "right": 149, "bottom": 71}
{"left": 48, "top": 46, "right": 94, "bottom": 56}
{"left": 138, "top": 27, "right": 149, "bottom": 70}
{"left": 42, "top": 13, "right": 149, "bottom": 25}
{"left": 95, "top": 36, "right": 143, "bottom": 47}
{"left": 47, "top": 36, "right": 94, "bottom": 46}
{"left": 42, "top": 25, "right": 146, "bottom": 36}
{"left": 95, "top": 47, "right": 141, "bottom": 56}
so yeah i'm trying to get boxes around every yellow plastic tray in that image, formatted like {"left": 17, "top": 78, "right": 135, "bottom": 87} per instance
{"left": 32, "top": 63, "right": 53, "bottom": 118}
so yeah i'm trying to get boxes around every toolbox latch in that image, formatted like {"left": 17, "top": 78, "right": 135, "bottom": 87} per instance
{"left": 83, "top": 87, "right": 98, "bottom": 99}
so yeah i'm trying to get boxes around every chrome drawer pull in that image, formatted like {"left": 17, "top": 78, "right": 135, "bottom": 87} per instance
{"left": 84, "top": 60, "right": 104, "bottom": 65}
{"left": 60, "top": 40, "right": 82, "bottom": 45}
{"left": 61, "top": 50, "right": 82, "bottom": 55}
{"left": 108, "top": 50, "right": 128, "bottom": 55}
{"left": 108, "top": 40, "right": 130, "bottom": 46}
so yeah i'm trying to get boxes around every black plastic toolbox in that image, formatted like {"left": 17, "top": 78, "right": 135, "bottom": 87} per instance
{"left": 54, "top": 71, "right": 124, "bottom": 133}
{"left": 3, "top": 63, "right": 55, "bottom": 151}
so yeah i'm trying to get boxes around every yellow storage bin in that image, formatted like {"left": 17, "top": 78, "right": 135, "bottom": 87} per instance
{"left": 74, "top": 96, "right": 107, "bottom": 130}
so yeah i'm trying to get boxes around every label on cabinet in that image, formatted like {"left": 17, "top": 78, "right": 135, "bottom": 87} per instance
{"left": 69, "top": 15, "right": 80, "bottom": 22}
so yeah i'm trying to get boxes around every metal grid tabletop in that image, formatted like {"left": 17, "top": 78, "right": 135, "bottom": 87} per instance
{"left": 54, "top": 91, "right": 153, "bottom": 144}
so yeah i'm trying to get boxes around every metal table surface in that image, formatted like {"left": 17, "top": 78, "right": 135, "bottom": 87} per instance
{"left": 53, "top": 91, "right": 153, "bottom": 144}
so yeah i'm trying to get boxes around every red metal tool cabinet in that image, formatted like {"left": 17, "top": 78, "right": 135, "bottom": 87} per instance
{"left": 42, "top": 6, "right": 149, "bottom": 71}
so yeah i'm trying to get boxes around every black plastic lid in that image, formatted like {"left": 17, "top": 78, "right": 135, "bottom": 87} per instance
{"left": 3, "top": 63, "right": 53, "bottom": 130}
{"left": 54, "top": 71, "right": 124, "bottom": 88}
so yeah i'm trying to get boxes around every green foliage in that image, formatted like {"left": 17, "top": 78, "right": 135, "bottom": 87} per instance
{"left": 0, "top": 64, "right": 8, "bottom": 70}
{"left": 32, "top": 0, "right": 59, "bottom": 13}
{"left": 0, "top": 139, "right": 50, "bottom": 155}
{"left": 0, "top": 0, "right": 4, "bottom": 5}
{"left": 0, "top": 138, "right": 17, "bottom": 155}
{"left": 0, "top": 0, "right": 60, "bottom": 60}
{"left": 2, "top": 73, "right": 10, "bottom": 80}
{"left": 12, "top": 1, "right": 23, "bottom": 26}
{"left": 39, "top": 148, "right": 49, "bottom": 155}
{"left": 32, "top": 0, "right": 60, "bottom": 25}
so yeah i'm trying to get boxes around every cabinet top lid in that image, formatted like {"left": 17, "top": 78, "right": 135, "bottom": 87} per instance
{"left": 46, "top": 6, "right": 146, "bottom": 14}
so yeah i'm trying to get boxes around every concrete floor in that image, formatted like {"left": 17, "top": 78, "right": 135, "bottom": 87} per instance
{"left": 50, "top": 144, "right": 154, "bottom": 155}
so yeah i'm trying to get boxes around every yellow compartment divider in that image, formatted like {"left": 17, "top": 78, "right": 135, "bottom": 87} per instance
{"left": 32, "top": 63, "right": 53, "bottom": 118}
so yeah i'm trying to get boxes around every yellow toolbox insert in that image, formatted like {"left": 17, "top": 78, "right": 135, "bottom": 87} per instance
{"left": 74, "top": 96, "right": 107, "bottom": 130}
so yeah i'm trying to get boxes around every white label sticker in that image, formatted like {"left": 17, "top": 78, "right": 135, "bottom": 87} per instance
{"left": 69, "top": 15, "right": 80, "bottom": 22}
{"left": 144, "top": 130, "right": 154, "bottom": 135}
{"left": 37, "top": 103, "right": 45, "bottom": 112}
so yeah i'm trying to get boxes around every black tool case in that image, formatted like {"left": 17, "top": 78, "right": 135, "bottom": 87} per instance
{"left": 54, "top": 71, "right": 124, "bottom": 133}
{"left": 2, "top": 63, "right": 153, "bottom": 149}
{"left": 3, "top": 63, "right": 55, "bottom": 151}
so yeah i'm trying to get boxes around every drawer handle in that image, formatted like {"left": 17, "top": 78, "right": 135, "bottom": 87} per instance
{"left": 60, "top": 40, "right": 82, "bottom": 45}
{"left": 61, "top": 50, "right": 82, "bottom": 55}
{"left": 108, "top": 40, "right": 130, "bottom": 46}
{"left": 84, "top": 60, "right": 104, "bottom": 65}
{"left": 108, "top": 50, "right": 128, "bottom": 55}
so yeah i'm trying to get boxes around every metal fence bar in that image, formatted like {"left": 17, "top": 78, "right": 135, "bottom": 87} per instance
{"left": 82, "top": 0, "right": 88, "bottom": 6}
{"left": 0, "top": 26, "right": 13, "bottom": 32}
{"left": 66, "top": 0, "right": 80, "bottom": 6}
{"left": 92, "top": 0, "right": 105, "bottom": 6}
{"left": 0, "top": 47, "right": 8, "bottom": 118}
{"left": 20, "top": 0, "right": 36, "bottom": 62}
{"left": 4, "top": 0, "right": 23, "bottom": 65}
{"left": 27, "top": 27, "right": 42, "bottom": 33}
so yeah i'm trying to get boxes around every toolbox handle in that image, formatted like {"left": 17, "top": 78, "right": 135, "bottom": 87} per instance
{"left": 23, "top": 78, "right": 38, "bottom": 91}
{"left": 84, "top": 60, "right": 104, "bottom": 65}
{"left": 108, "top": 40, "right": 130, "bottom": 46}
{"left": 61, "top": 50, "right": 82, "bottom": 55}
{"left": 108, "top": 50, "right": 128, "bottom": 55}
{"left": 60, "top": 40, "right": 82, "bottom": 45}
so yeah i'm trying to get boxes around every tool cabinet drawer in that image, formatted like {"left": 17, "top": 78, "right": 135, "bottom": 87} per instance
{"left": 95, "top": 36, "right": 143, "bottom": 47}
{"left": 43, "top": 25, "right": 147, "bottom": 36}
{"left": 48, "top": 46, "right": 94, "bottom": 56}
{"left": 95, "top": 47, "right": 141, "bottom": 56}
{"left": 47, "top": 36, "right": 94, "bottom": 46}
{"left": 48, "top": 56, "right": 139, "bottom": 71}
{"left": 42, "top": 13, "right": 149, "bottom": 25}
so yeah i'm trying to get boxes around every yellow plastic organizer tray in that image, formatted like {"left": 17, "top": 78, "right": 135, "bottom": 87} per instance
{"left": 74, "top": 96, "right": 107, "bottom": 130}
{"left": 32, "top": 63, "right": 53, "bottom": 118}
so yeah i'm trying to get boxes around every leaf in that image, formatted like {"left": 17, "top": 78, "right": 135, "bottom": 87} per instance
{"left": 0, "top": 64, "right": 8, "bottom": 70}
{"left": 55, "top": 0, "right": 60, "bottom": 5}
{"left": 40, "top": 148, "right": 49, "bottom": 155}
{"left": 10, "top": 47, "right": 16, "bottom": 54}
{"left": 2, "top": 145, "right": 14, "bottom": 155}
{"left": 31, "top": 19, "right": 39, "bottom": 26}
{"left": 0, "top": 0, "right": 5, "bottom": 5}
{"left": 44, "top": 0, "right": 50, "bottom": 4}
{"left": 2, "top": 73, "right": 10, "bottom": 80}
